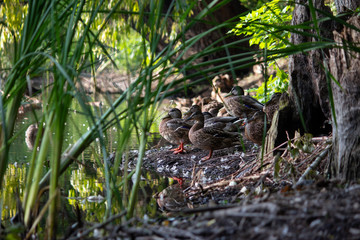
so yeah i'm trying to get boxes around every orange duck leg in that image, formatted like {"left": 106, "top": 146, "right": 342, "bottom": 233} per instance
{"left": 171, "top": 142, "right": 186, "bottom": 154}
{"left": 171, "top": 177, "right": 184, "bottom": 188}
{"left": 201, "top": 149, "right": 213, "bottom": 161}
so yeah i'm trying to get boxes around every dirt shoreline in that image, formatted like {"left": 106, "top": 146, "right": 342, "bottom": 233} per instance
{"left": 27, "top": 72, "right": 359, "bottom": 240}
{"left": 69, "top": 136, "right": 360, "bottom": 240}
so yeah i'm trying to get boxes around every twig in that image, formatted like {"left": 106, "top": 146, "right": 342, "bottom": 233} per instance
{"left": 67, "top": 211, "right": 127, "bottom": 240}
{"left": 296, "top": 144, "right": 331, "bottom": 186}
{"left": 147, "top": 225, "right": 204, "bottom": 240}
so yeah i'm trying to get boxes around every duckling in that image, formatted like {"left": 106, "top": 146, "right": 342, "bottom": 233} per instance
{"left": 159, "top": 108, "right": 192, "bottom": 154}
{"left": 186, "top": 111, "right": 241, "bottom": 161}
{"left": 244, "top": 111, "right": 268, "bottom": 145}
{"left": 224, "top": 86, "right": 264, "bottom": 118}
{"left": 263, "top": 92, "right": 282, "bottom": 122}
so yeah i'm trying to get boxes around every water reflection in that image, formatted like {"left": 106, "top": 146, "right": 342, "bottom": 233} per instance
{"left": 1, "top": 96, "right": 171, "bottom": 232}
{"left": 1, "top": 163, "right": 27, "bottom": 221}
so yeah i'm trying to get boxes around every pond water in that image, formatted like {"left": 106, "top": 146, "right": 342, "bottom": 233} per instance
{"left": 1, "top": 95, "right": 173, "bottom": 234}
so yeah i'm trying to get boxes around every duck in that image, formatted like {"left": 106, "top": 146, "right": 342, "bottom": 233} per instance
{"left": 186, "top": 111, "right": 241, "bottom": 161}
{"left": 203, "top": 112, "right": 244, "bottom": 132}
{"left": 263, "top": 92, "right": 282, "bottom": 122}
{"left": 159, "top": 108, "right": 192, "bottom": 154}
{"left": 211, "top": 74, "right": 234, "bottom": 103}
{"left": 186, "top": 104, "right": 243, "bottom": 132}
{"left": 202, "top": 98, "right": 224, "bottom": 117}
{"left": 191, "top": 96, "right": 223, "bottom": 117}
{"left": 224, "top": 86, "right": 264, "bottom": 119}
{"left": 244, "top": 110, "right": 268, "bottom": 145}
{"left": 154, "top": 183, "right": 189, "bottom": 212}
{"left": 25, "top": 123, "right": 41, "bottom": 150}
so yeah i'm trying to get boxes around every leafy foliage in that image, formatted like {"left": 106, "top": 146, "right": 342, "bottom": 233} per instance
{"left": 0, "top": 1, "right": 149, "bottom": 75}
{"left": 0, "top": 0, "right": 27, "bottom": 43}
{"left": 249, "top": 64, "right": 288, "bottom": 103}
{"left": 231, "top": 0, "right": 292, "bottom": 50}
{"left": 239, "top": 0, "right": 269, "bottom": 10}
{"left": 3, "top": 0, "right": 260, "bottom": 237}
{"left": 230, "top": 0, "right": 293, "bottom": 102}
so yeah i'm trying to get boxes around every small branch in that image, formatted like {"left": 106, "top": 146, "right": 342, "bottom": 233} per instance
{"left": 296, "top": 144, "right": 332, "bottom": 186}
{"left": 68, "top": 211, "right": 127, "bottom": 240}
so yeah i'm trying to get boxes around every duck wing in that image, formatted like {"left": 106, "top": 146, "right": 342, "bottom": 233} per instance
{"left": 240, "top": 96, "right": 264, "bottom": 110}
{"left": 202, "top": 126, "right": 239, "bottom": 139}
{"left": 167, "top": 119, "right": 191, "bottom": 132}
{"left": 205, "top": 116, "right": 239, "bottom": 124}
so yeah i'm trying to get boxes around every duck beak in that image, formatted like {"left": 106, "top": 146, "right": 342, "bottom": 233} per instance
{"left": 225, "top": 91, "right": 233, "bottom": 97}
{"left": 185, "top": 112, "right": 196, "bottom": 121}
{"left": 162, "top": 113, "right": 171, "bottom": 119}
{"left": 184, "top": 108, "right": 192, "bottom": 117}
{"left": 245, "top": 115, "right": 255, "bottom": 124}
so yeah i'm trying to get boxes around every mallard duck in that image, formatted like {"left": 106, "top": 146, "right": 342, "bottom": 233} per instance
{"left": 244, "top": 111, "right": 268, "bottom": 145}
{"left": 211, "top": 74, "right": 234, "bottom": 103}
{"left": 224, "top": 86, "right": 264, "bottom": 118}
{"left": 25, "top": 123, "right": 41, "bottom": 150}
{"left": 263, "top": 92, "right": 282, "bottom": 122}
{"left": 159, "top": 108, "right": 192, "bottom": 154}
{"left": 186, "top": 105, "right": 242, "bottom": 132}
{"left": 202, "top": 98, "right": 224, "bottom": 117}
{"left": 154, "top": 183, "right": 189, "bottom": 212}
{"left": 186, "top": 111, "right": 241, "bottom": 161}
{"left": 204, "top": 112, "right": 243, "bottom": 132}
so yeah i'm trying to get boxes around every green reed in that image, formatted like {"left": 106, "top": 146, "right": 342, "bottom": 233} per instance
{"left": 1, "top": 0, "right": 359, "bottom": 238}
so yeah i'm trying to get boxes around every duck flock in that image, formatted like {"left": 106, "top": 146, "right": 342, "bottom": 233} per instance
{"left": 159, "top": 86, "right": 282, "bottom": 161}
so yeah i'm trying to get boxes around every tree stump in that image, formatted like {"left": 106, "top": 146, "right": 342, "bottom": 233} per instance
{"left": 265, "top": 93, "right": 299, "bottom": 157}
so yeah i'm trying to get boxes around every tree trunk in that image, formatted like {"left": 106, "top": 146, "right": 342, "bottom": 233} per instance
{"left": 286, "top": 0, "right": 360, "bottom": 181}
{"left": 288, "top": 0, "right": 332, "bottom": 135}
{"left": 265, "top": 0, "right": 333, "bottom": 155}
{"left": 329, "top": 16, "right": 360, "bottom": 180}
{"left": 335, "top": 0, "right": 359, "bottom": 13}
{"left": 155, "top": 0, "right": 251, "bottom": 79}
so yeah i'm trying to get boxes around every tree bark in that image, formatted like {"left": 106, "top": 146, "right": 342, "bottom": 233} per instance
{"left": 335, "top": 0, "right": 359, "bottom": 13}
{"left": 329, "top": 16, "right": 360, "bottom": 180}
{"left": 155, "top": 0, "right": 251, "bottom": 79}
{"left": 286, "top": 0, "right": 360, "bottom": 181}
{"left": 288, "top": 0, "right": 332, "bottom": 135}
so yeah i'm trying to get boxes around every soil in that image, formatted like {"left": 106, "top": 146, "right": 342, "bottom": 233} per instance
{"left": 28, "top": 71, "right": 360, "bottom": 239}
{"left": 68, "top": 131, "right": 360, "bottom": 240}
{"left": 56, "top": 69, "right": 360, "bottom": 240}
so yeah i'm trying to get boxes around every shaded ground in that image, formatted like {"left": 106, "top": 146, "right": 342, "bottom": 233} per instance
{"left": 25, "top": 70, "right": 360, "bottom": 239}
{"left": 67, "top": 132, "right": 360, "bottom": 240}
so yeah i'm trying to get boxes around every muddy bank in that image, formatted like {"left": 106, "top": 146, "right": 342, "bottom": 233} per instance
{"left": 68, "top": 134, "right": 360, "bottom": 240}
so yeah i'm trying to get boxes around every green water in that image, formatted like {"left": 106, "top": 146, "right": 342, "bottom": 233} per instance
{"left": 1, "top": 95, "right": 171, "bottom": 233}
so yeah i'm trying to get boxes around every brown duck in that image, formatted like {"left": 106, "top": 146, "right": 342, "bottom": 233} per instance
{"left": 224, "top": 86, "right": 264, "bottom": 118}
{"left": 263, "top": 92, "right": 282, "bottom": 122}
{"left": 186, "top": 105, "right": 240, "bottom": 131}
{"left": 244, "top": 111, "right": 268, "bottom": 145}
{"left": 159, "top": 108, "right": 192, "bottom": 154}
{"left": 187, "top": 111, "right": 241, "bottom": 161}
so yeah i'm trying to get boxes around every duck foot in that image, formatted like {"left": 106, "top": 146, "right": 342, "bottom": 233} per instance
{"left": 170, "top": 147, "right": 181, "bottom": 152}
{"left": 171, "top": 143, "right": 186, "bottom": 154}
{"left": 173, "top": 148, "right": 186, "bottom": 154}
{"left": 199, "top": 150, "right": 213, "bottom": 164}
{"left": 172, "top": 177, "right": 184, "bottom": 188}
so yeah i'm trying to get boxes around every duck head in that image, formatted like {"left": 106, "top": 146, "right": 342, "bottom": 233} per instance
{"left": 163, "top": 108, "right": 182, "bottom": 120}
{"left": 225, "top": 86, "right": 245, "bottom": 97}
